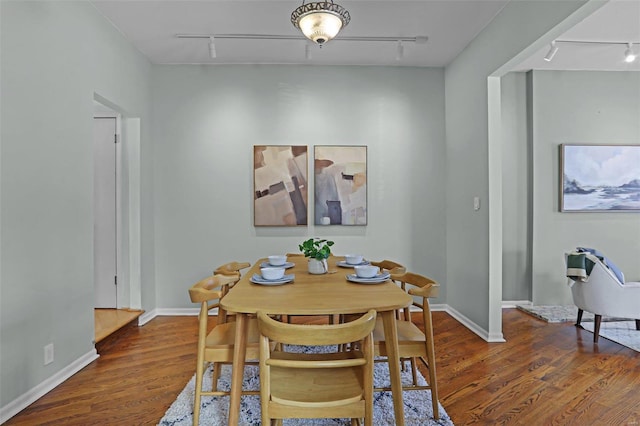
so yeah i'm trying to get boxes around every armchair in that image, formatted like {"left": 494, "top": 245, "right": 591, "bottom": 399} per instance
{"left": 566, "top": 252, "right": 640, "bottom": 342}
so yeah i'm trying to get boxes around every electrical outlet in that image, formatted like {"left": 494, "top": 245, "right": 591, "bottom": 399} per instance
{"left": 44, "top": 343, "right": 54, "bottom": 365}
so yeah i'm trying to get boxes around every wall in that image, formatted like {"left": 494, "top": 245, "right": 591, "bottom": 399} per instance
{"left": 445, "top": 0, "right": 589, "bottom": 338}
{"left": 150, "top": 65, "right": 447, "bottom": 309}
{"left": 501, "top": 72, "right": 532, "bottom": 302}
{"left": 0, "top": 1, "right": 151, "bottom": 411}
{"left": 531, "top": 70, "right": 640, "bottom": 305}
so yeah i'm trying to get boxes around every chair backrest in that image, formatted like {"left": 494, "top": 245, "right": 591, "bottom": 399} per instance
{"left": 257, "top": 310, "right": 377, "bottom": 347}
{"left": 390, "top": 271, "right": 439, "bottom": 320}
{"left": 188, "top": 274, "right": 238, "bottom": 307}
{"left": 370, "top": 259, "right": 406, "bottom": 274}
{"left": 213, "top": 261, "right": 251, "bottom": 277}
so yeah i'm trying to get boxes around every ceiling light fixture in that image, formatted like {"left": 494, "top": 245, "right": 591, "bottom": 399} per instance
{"left": 208, "top": 36, "right": 216, "bottom": 59}
{"left": 624, "top": 43, "right": 637, "bottom": 63}
{"left": 291, "top": 0, "right": 350, "bottom": 46}
{"left": 543, "top": 41, "right": 558, "bottom": 62}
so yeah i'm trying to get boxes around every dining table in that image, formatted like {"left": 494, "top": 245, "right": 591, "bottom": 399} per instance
{"left": 220, "top": 255, "right": 413, "bottom": 426}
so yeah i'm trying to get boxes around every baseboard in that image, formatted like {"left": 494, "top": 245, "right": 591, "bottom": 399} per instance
{"left": 0, "top": 349, "right": 99, "bottom": 424}
{"left": 445, "top": 305, "right": 506, "bottom": 343}
{"left": 502, "top": 300, "right": 532, "bottom": 309}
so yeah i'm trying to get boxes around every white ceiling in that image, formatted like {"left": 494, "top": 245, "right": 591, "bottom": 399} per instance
{"left": 91, "top": 0, "right": 640, "bottom": 71}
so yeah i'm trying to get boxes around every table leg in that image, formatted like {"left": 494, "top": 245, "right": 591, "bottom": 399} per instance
{"left": 228, "top": 312, "right": 248, "bottom": 426}
{"left": 381, "top": 310, "right": 405, "bottom": 426}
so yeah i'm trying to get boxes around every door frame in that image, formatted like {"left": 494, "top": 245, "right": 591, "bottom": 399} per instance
{"left": 94, "top": 94, "right": 142, "bottom": 310}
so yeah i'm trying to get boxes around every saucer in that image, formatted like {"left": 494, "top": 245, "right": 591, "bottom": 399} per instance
{"left": 337, "top": 260, "right": 370, "bottom": 268}
{"left": 346, "top": 271, "right": 390, "bottom": 284}
{"left": 260, "top": 261, "right": 295, "bottom": 269}
{"left": 250, "top": 273, "right": 295, "bottom": 286}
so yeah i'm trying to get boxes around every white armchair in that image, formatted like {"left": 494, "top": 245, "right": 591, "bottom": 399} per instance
{"left": 566, "top": 252, "right": 640, "bottom": 342}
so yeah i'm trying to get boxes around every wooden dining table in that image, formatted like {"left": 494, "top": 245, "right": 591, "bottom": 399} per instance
{"left": 220, "top": 255, "right": 413, "bottom": 426}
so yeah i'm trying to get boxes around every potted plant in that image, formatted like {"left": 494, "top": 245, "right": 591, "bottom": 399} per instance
{"left": 299, "top": 237, "right": 334, "bottom": 274}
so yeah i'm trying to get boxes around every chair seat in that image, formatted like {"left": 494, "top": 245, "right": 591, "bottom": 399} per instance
{"left": 204, "top": 318, "right": 261, "bottom": 359}
{"left": 372, "top": 318, "right": 426, "bottom": 358}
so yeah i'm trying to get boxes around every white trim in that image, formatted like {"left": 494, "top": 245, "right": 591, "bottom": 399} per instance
{"left": 502, "top": 300, "right": 532, "bottom": 309}
{"left": 0, "top": 349, "right": 99, "bottom": 424}
{"left": 137, "top": 309, "right": 158, "bottom": 325}
{"left": 445, "top": 305, "right": 506, "bottom": 343}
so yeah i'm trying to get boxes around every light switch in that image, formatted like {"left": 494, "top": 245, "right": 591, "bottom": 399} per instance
{"left": 473, "top": 196, "right": 480, "bottom": 211}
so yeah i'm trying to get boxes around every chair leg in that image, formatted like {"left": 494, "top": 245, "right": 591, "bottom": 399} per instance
{"left": 593, "top": 315, "right": 602, "bottom": 343}
{"left": 193, "top": 361, "right": 204, "bottom": 426}
{"left": 636, "top": 319, "right": 640, "bottom": 331}
{"left": 575, "top": 309, "right": 583, "bottom": 327}
{"left": 211, "top": 362, "right": 221, "bottom": 392}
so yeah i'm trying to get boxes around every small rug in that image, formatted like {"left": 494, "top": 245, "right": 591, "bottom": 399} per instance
{"left": 516, "top": 305, "right": 584, "bottom": 323}
{"left": 579, "top": 321, "right": 640, "bottom": 352}
{"left": 517, "top": 305, "right": 629, "bottom": 324}
{"left": 158, "top": 346, "right": 454, "bottom": 426}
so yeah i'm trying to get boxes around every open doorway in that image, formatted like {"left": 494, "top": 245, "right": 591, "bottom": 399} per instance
{"left": 93, "top": 97, "right": 143, "bottom": 344}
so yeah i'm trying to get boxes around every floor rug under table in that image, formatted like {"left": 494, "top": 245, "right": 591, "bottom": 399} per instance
{"left": 158, "top": 347, "right": 454, "bottom": 426}
{"left": 579, "top": 321, "right": 640, "bottom": 352}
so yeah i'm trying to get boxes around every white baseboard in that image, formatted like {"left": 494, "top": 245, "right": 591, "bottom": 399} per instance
{"left": 0, "top": 349, "right": 99, "bottom": 424}
{"left": 444, "top": 305, "right": 506, "bottom": 343}
{"left": 502, "top": 300, "right": 532, "bottom": 309}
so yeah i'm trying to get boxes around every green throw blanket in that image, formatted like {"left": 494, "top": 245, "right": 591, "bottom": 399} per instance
{"left": 566, "top": 252, "right": 596, "bottom": 282}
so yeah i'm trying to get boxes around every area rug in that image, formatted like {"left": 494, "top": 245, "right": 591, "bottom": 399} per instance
{"left": 517, "top": 305, "right": 629, "bottom": 324}
{"left": 158, "top": 346, "right": 454, "bottom": 426}
{"left": 579, "top": 321, "right": 640, "bottom": 352}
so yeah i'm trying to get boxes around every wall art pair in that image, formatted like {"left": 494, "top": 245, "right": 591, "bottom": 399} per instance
{"left": 253, "top": 145, "right": 367, "bottom": 226}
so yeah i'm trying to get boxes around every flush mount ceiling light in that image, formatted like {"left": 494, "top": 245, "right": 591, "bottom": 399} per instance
{"left": 291, "top": 0, "right": 350, "bottom": 46}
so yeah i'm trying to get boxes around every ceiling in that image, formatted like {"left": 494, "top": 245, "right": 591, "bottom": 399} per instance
{"left": 91, "top": 0, "right": 639, "bottom": 71}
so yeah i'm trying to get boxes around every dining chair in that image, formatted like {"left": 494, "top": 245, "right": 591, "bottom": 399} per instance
{"left": 373, "top": 271, "right": 440, "bottom": 419}
{"left": 369, "top": 260, "right": 407, "bottom": 319}
{"left": 188, "top": 274, "right": 261, "bottom": 426}
{"left": 213, "top": 261, "right": 250, "bottom": 324}
{"left": 256, "top": 309, "right": 377, "bottom": 426}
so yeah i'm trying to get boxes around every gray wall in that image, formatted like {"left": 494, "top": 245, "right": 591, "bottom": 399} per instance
{"left": 501, "top": 72, "right": 532, "bottom": 302}
{"left": 150, "top": 65, "right": 447, "bottom": 309}
{"left": 445, "top": 0, "right": 588, "bottom": 336}
{"left": 531, "top": 70, "right": 640, "bottom": 305}
{"left": 0, "top": 1, "right": 151, "bottom": 408}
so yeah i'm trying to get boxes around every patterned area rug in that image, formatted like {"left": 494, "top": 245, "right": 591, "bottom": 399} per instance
{"left": 516, "top": 305, "right": 585, "bottom": 323}
{"left": 158, "top": 346, "right": 454, "bottom": 426}
{"left": 579, "top": 321, "right": 640, "bottom": 352}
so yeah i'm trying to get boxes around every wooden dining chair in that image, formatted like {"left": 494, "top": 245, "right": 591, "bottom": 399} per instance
{"left": 212, "top": 261, "right": 250, "bottom": 324}
{"left": 257, "top": 310, "right": 377, "bottom": 426}
{"left": 188, "top": 274, "right": 261, "bottom": 426}
{"left": 372, "top": 271, "right": 440, "bottom": 419}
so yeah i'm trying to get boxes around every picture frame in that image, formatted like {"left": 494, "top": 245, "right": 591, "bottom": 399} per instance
{"left": 314, "top": 145, "right": 367, "bottom": 225}
{"left": 254, "top": 145, "right": 308, "bottom": 226}
{"left": 560, "top": 144, "right": 640, "bottom": 212}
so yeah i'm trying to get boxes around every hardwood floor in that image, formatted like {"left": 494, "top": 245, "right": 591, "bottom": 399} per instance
{"left": 5, "top": 309, "right": 640, "bottom": 425}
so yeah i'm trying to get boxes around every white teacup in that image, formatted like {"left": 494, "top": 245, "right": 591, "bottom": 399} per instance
{"left": 261, "top": 267, "right": 285, "bottom": 280}
{"left": 344, "top": 254, "right": 364, "bottom": 265}
{"left": 268, "top": 255, "right": 287, "bottom": 266}
{"left": 354, "top": 265, "right": 379, "bottom": 278}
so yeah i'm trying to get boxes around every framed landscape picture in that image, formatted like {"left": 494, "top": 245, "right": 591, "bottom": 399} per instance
{"left": 560, "top": 144, "right": 640, "bottom": 212}
{"left": 254, "top": 145, "right": 308, "bottom": 226}
{"left": 314, "top": 145, "right": 367, "bottom": 225}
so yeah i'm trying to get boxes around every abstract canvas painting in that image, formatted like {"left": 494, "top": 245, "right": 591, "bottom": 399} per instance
{"left": 254, "top": 146, "right": 308, "bottom": 226}
{"left": 314, "top": 146, "right": 367, "bottom": 225}
{"left": 561, "top": 144, "right": 640, "bottom": 212}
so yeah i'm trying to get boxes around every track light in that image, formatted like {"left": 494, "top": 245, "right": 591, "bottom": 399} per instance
{"left": 624, "top": 43, "right": 636, "bottom": 63}
{"left": 209, "top": 37, "right": 216, "bottom": 59}
{"left": 396, "top": 40, "right": 404, "bottom": 61}
{"left": 543, "top": 41, "right": 558, "bottom": 62}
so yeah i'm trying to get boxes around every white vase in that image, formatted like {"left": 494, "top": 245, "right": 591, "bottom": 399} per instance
{"left": 308, "top": 258, "right": 328, "bottom": 274}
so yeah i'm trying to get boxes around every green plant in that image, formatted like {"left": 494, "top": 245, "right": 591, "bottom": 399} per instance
{"left": 299, "top": 238, "right": 334, "bottom": 260}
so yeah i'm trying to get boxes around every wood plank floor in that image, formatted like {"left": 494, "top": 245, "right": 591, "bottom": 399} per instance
{"left": 5, "top": 309, "right": 640, "bottom": 425}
